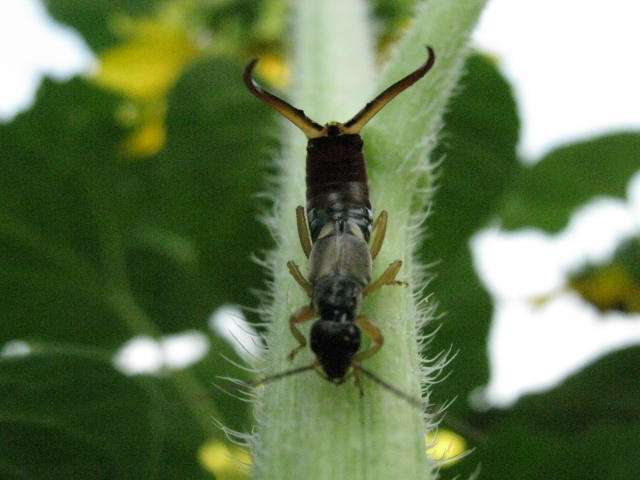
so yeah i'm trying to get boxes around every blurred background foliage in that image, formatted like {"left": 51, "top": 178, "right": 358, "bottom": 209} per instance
{"left": 1, "top": 0, "right": 638, "bottom": 479}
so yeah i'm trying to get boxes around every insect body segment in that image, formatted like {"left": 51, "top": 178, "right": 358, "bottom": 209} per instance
{"left": 244, "top": 47, "right": 436, "bottom": 390}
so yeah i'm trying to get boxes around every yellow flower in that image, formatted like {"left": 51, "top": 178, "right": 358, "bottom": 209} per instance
{"left": 425, "top": 429, "right": 467, "bottom": 467}
{"left": 94, "top": 19, "right": 199, "bottom": 100}
{"left": 92, "top": 17, "right": 201, "bottom": 157}
{"left": 198, "top": 440, "right": 251, "bottom": 480}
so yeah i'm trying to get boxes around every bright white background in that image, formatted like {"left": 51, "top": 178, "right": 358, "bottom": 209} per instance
{"left": 1, "top": 0, "right": 639, "bottom": 407}
{"left": 472, "top": 0, "right": 640, "bottom": 406}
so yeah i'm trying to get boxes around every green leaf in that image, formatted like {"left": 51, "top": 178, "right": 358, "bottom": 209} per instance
{"left": 0, "top": 59, "right": 273, "bottom": 348}
{"left": 430, "top": 248, "right": 494, "bottom": 414}
{"left": 427, "top": 54, "right": 520, "bottom": 261}
{"left": 500, "top": 133, "right": 640, "bottom": 232}
{"left": 450, "top": 346, "right": 640, "bottom": 480}
{"left": 149, "top": 58, "right": 275, "bottom": 323}
{"left": 507, "top": 346, "right": 640, "bottom": 430}
{"left": 43, "top": 0, "right": 157, "bottom": 51}
{"left": 419, "top": 54, "right": 519, "bottom": 413}
{"left": 0, "top": 350, "right": 163, "bottom": 480}
{"left": 0, "top": 78, "right": 132, "bottom": 347}
{"left": 152, "top": 377, "right": 221, "bottom": 480}
{"left": 461, "top": 423, "right": 640, "bottom": 480}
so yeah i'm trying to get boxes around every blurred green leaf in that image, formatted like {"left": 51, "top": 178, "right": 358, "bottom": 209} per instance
{"left": 0, "top": 350, "right": 163, "bottom": 480}
{"left": 428, "top": 54, "right": 520, "bottom": 261}
{"left": 371, "top": 0, "right": 417, "bottom": 45}
{"left": 617, "top": 236, "right": 640, "bottom": 284}
{"left": 0, "top": 78, "right": 132, "bottom": 347}
{"left": 449, "top": 346, "right": 640, "bottom": 479}
{"left": 153, "top": 377, "right": 218, "bottom": 480}
{"left": 430, "top": 248, "right": 494, "bottom": 413}
{"left": 422, "top": 54, "right": 519, "bottom": 412}
{"left": 0, "top": 59, "right": 273, "bottom": 348}
{"left": 500, "top": 133, "right": 640, "bottom": 232}
{"left": 120, "top": 57, "right": 275, "bottom": 338}
{"left": 460, "top": 422, "right": 640, "bottom": 480}
{"left": 0, "top": 57, "right": 266, "bottom": 479}
{"left": 43, "top": 0, "right": 157, "bottom": 51}
{"left": 507, "top": 345, "right": 640, "bottom": 429}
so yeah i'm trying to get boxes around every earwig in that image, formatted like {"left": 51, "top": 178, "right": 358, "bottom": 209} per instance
{"left": 244, "top": 47, "right": 436, "bottom": 402}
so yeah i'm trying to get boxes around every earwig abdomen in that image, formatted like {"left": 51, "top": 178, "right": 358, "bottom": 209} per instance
{"left": 306, "top": 133, "right": 373, "bottom": 242}
{"left": 306, "top": 134, "right": 369, "bottom": 206}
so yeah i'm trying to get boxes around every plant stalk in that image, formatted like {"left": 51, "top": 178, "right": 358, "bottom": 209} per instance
{"left": 251, "top": 1, "right": 488, "bottom": 478}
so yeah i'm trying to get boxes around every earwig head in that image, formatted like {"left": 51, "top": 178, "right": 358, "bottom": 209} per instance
{"left": 243, "top": 46, "right": 436, "bottom": 139}
{"left": 309, "top": 276, "right": 363, "bottom": 382}
{"left": 310, "top": 320, "right": 360, "bottom": 381}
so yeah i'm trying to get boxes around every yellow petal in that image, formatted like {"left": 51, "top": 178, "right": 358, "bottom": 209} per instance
{"left": 123, "top": 118, "right": 166, "bottom": 157}
{"left": 254, "top": 53, "right": 290, "bottom": 89}
{"left": 570, "top": 264, "right": 640, "bottom": 313}
{"left": 94, "top": 19, "right": 199, "bottom": 100}
{"left": 425, "top": 429, "right": 467, "bottom": 467}
{"left": 198, "top": 440, "right": 251, "bottom": 480}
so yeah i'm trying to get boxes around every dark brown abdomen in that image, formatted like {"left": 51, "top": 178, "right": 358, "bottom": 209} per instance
{"left": 306, "top": 134, "right": 370, "bottom": 211}
{"left": 305, "top": 133, "right": 373, "bottom": 242}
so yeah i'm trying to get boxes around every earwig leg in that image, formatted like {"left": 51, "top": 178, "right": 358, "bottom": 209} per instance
{"left": 369, "top": 210, "right": 388, "bottom": 260}
{"left": 295, "top": 206, "right": 312, "bottom": 258}
{"left": 354, "top": 315, "right": 384, "bottom": 362}
{"left": 364, "top": 259, "right": 407, "bottom": 296}
{"left": 287, "top": 306, "right": 316, "bottom": 361}
{"left": 287, "top": 261, "right": 313, "bottom": 297}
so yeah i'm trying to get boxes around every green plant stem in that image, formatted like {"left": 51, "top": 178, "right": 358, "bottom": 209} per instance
{"left": 252, "top": 1, "right": 488, "bottom": 479}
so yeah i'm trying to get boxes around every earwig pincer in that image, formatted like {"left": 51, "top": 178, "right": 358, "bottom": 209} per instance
{"left": 244, "top": 47, "right": 436, "bottom": 399}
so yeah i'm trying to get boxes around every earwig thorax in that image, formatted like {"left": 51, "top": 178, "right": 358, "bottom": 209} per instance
{"left": 312, "top": 275, "right": 363, "bottom": 323}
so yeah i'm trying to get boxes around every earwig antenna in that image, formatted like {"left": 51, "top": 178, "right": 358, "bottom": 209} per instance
{"left": 230, "top": 362, "right": 425, "bottom": 411}
{"left": 246, "top": 362, "right": 318, "bottom": 387}
{"left": 354, "top": 362, "right": 426, "bottom": 411}
{"left": 243, "top": 59, "right": 325, "bottom": 139}
{"left": 190, "top": 365, "right": 317, "bottom": 402}
{"left": 342, "top": 46, "right": 436, "bottom": 134}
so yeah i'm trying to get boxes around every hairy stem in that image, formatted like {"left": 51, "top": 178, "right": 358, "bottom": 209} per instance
{"left": 251, "top": 1, "right": 488, "bottom": 479}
